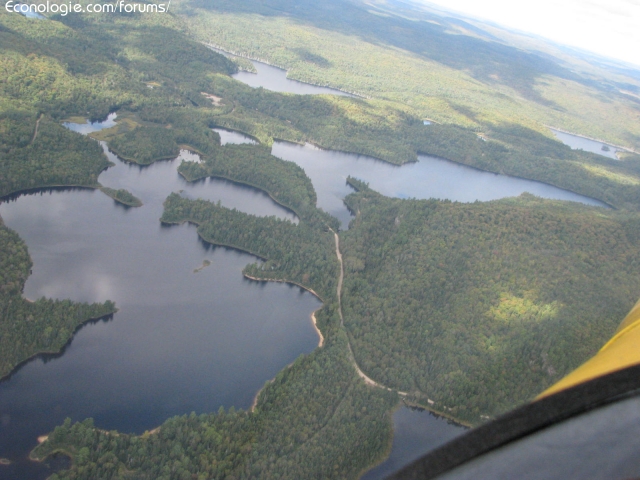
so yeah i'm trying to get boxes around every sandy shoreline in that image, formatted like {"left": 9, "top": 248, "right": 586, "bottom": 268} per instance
{"left": 245, "top": 275, "right": 326, "bottom": 412}
{"left": 311, "top": 310, "right": 324, "bottom": 347}
{"left": 243, "top": 273, "right": 324, "bottom": 347}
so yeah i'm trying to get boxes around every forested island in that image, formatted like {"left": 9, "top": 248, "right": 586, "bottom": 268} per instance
{"left": 1, "top": 0, "right": 640, "bottom": 478}
{"left": 100, "top": 188, "right": 143, "bottom": 207}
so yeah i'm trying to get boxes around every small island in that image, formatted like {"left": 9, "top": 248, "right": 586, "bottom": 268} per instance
{"left": 193, "top": 259, "right": 212, "bottom": 273}
{"left": 0, "top": 458, "right": 11, "bottom": 466}
{"left": 100, "top": 187, "right": 143, "bottom": 207}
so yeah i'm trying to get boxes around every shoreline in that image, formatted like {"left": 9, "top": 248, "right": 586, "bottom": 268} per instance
{"left": 546, "top": 125, "right": 639, "bottom": 156}
{"left": 274, "top": 139, "right": 612, "bottom": 209}
{"left": 176, "top": 171, "right": 301, "bottom": 224}
{"left": 311, "top": 310, "right": 325, "bottom": 347}
{"left": 249, "top": 354, "right": 301, "bottom": 413}
{"left": 250, "top": 378, "right": 273, "bottom": 412}
{"left": 211, "top": 127, "right": 260, "bottom": 145}
{"left": 414, "top": 150, "right": 613, "bottom": 209}
{"left": 274, "top": 138, "right": 410, "bottom": 167}
{"left": 400, "top": 399, "right": 473, "bottom": 429}
{"left": 99, "top": 187, "right": 143, "bottom": 208}
{"left": 204, "top": 43, "right": 367, "bottom": 99}
{"left": 243, "top": 276, "right": 326, "bottom": 413}
{"left": 357, "top": 401, "right": 471, "bottom": 478}
{"left": 355, "top": 402, "right": 404, "bottom": 479}
{"left": 0, "top": 310, "right": 117, "bottom": 383}
{"left": 0, "top": 184, "right": 101, "bottom": 204}
{"left": 243, "top": 274, "right": 323, "bottom": 302}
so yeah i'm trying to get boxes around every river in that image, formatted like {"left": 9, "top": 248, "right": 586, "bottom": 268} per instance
{"left": 0, "top": 120, "right": 317, "bottom": 479}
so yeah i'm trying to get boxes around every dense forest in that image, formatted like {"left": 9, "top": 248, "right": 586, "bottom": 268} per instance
{"left": 340, "top": 183, "right": 640, "bottom": 422}
{"left": 0, "top": 111, "right": 111, "bottom": 197}
{"left": 0, "top": 216, "right": 116, "bottom": 378}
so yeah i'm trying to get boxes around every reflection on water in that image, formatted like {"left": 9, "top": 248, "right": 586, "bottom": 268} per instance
{"left": 62, "top": 113, "right": 117, "bottom": 135}
{"left": 213, "top": 128, "right": 258, "bottom": 145}
{"left": 0, "top": 453, "right": 68, "bottom": 480}
{"left": 271, "top": 141, "right": 607, "bottom": 229}
{"left": 0, "top": 124, "right": 313, "bottom": 478}
{"left": 550, "top": 129, "right": 620, "bottom": 160}
{"left": 176, "top": 148, "right": 202, "bottom": 163}
{"left": 361, "top": 407, "right": 466, "bottom": 480}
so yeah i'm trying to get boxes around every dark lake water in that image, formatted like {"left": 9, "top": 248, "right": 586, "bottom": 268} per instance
{"left": 361, "top": 407, "right": 466, "bottom": 480}
{"left": 550, "top": 128, "right": 620, "bottom": 160}
{"left": 271, "top": 141, "right": 608, "bottom": 229}
{"left": 0, "top": 124, "right": 316, "bottom": 478}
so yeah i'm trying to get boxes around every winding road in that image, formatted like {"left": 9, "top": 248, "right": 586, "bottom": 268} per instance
{"left": 330, "top": 229, "right": 407, "bottom": 395}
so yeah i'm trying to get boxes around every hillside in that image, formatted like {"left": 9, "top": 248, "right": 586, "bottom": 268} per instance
{"left": 342, "top": 184, "right": 640, "bottom": 423}
{"left": 176, "top": 0, "right": 640, "bottom": 149}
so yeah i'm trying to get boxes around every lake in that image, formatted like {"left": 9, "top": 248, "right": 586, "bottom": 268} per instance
{"left": 0, "top": 72, "right": 610, "bottom": 478}
{"left": 209, "top": 46, "right": 354, "bottom": 96}
{"left": 213, "top": 128, "right": 258, "bottom": 146}
{"left": 550, "top": 128, "right": 621, "bottom": 160}
{"left": 271, "top": 141, "right": 607, "bottom": 229}
{"left": 361, "top": 407, "right": 466, "bottom": 479}
{"left": 0, "top": 122, "right": 316, "bottom": 479}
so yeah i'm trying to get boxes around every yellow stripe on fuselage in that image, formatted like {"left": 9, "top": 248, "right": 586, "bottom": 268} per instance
{"left": 537, "top": 299, "right": 640, "bottom": 399}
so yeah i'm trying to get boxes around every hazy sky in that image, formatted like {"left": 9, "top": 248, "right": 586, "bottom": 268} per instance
{"left": 421, "top": 0, "right": 640, "bottom": 67}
